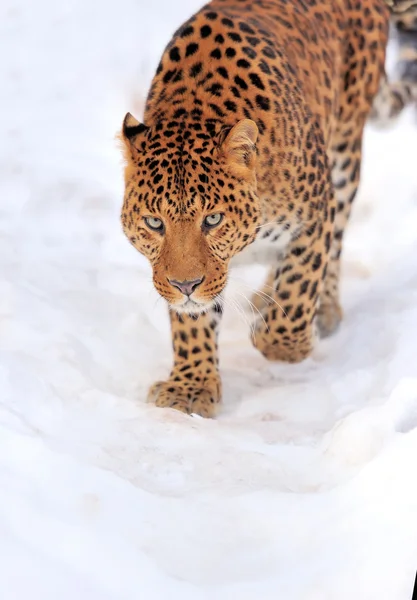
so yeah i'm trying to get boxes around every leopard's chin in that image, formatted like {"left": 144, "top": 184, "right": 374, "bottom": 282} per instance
{"left": 171, "top": 299, "right": 214, "bottom": 315}
{"left": 170, "top": 295, "right": 223, "bottom": 316}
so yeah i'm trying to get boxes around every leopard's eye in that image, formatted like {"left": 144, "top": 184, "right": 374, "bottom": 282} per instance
{"left": 144, "top": 216, "right": 164, "bottom": 233}
{"left": 203, "top": 213, "right": 223, "bottom": 230}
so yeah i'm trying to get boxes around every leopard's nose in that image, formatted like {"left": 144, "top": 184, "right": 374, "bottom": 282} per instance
{"left": 169, "top": 277, "right": 204, "bottom": 297}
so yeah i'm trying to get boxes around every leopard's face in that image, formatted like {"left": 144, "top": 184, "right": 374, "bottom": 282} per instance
{"left": 120, "top": 114, "right": 260, "bottom": 313}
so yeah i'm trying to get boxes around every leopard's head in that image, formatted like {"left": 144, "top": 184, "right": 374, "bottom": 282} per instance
{"left": 120, "top": 113, "right": 260, "bottom": 314}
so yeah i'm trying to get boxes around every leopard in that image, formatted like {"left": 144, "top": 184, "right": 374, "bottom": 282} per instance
{"left": 120, "top": 0, "right": 416, "bottom": 418}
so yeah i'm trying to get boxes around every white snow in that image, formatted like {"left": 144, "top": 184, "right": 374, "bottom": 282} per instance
{"left": 1, "top": 0, "right": 417, "bottom": 598}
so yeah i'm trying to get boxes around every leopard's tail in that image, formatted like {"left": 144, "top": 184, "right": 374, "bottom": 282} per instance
{"left": 370, "top": 0, "right": 417, "bottom": 123}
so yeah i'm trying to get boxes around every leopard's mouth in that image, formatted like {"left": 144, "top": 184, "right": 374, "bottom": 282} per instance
{"left": 171, "top": 294, "right": 224, "bottom": 316}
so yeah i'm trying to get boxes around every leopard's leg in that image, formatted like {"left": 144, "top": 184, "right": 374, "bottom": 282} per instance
{"left": 252, "top": 187, "right": 335, "bottom": 363}
{"left": 148, "top": 305, "right": 222, "bottom": 418}
{"left": 321, "top": 1, "right": 389, "bottom": 336}
{"left": 317, "top": 123, "right": 364, "bottom": 338}
{"left": 392, "top": 2, "right": 417, "bottom": 85}
{"left": 369, "top": 3, "right": 417, "bottom": 121}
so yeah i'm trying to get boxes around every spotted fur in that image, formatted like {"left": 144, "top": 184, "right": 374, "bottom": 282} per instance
{"left": 120, "top": 0, "right": 410, "bottom": 418}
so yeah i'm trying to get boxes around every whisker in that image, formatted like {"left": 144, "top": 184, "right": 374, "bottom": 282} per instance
{"left": 234, "top": 289, "right": 268, "bottom": 335}
{"left": 230, "top": 277, "right": 290, "bottom": 321}
{"left": 230, "top": 291, "right": 257, "bottom": 339}
{"left": 223, "top": 294, "right": 255, "bottom": 339}
{"left": 256, "top": 219, "right": 280, "bottom": 229}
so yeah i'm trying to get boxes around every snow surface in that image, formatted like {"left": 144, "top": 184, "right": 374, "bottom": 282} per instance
{"left": 1, "top": 0, "right": 417, "bottom": 598}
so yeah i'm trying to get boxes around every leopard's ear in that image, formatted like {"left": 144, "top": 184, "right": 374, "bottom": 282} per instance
{"left": 119, "top": 112, "right": 150, "bottom": 156}
{"left": 218, "top": 119, "right": 258, "bottom": 177}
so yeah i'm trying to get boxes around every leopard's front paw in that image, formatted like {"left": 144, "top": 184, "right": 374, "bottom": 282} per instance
{"left": 252, "top": 314, "right": 314, "bottom": 363}
{"left": 147, "top": 375, "right": 222, "bottom": 418}
{"left": 316, "top": 298, "right": 342, "bottom": 339}
{"left": 252, "top": 332, "right": 313, "bottom": 363}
